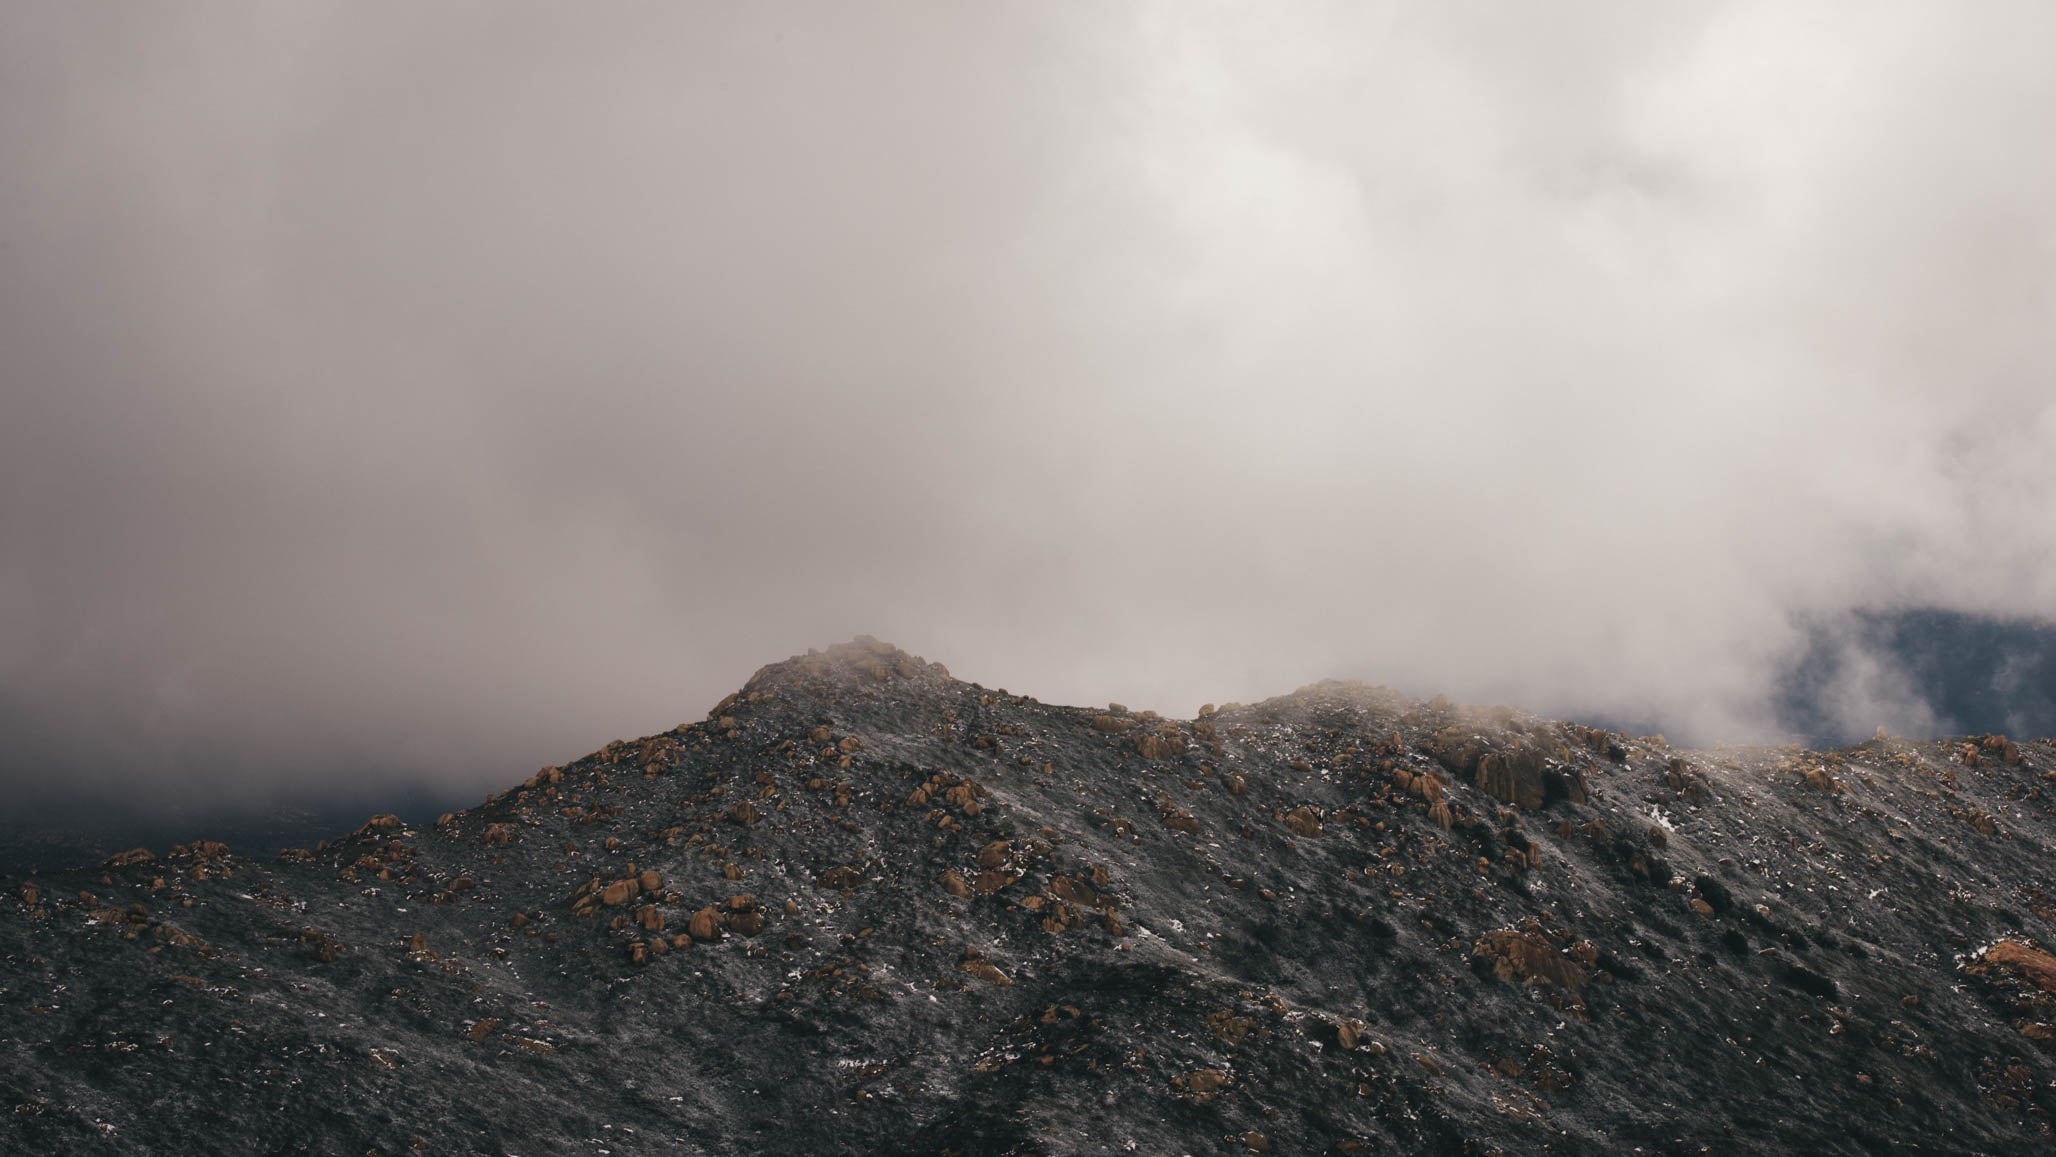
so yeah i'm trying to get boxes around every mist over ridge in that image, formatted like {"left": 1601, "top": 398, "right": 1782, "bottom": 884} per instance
{"left": 3, "top": 3, "right": 2055, "bottom": 819}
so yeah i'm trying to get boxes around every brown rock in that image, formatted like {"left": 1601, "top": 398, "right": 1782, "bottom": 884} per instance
{"left": 1803, "top": 766, "right": 1841, "bottom": 792}
{"left": 1184, "top": 1068, "right": 1231, "bottom": 1094}
{"left": 1046, "top": 875, "right": 1099, "bottom": 908}
{"left": 973, "top": 869, "right": 1017, "bottom": 895}
{"left": 1471, "top": 929, "right": 1590, "bottom": 988}
{"left": 730, "top": 800, "right": 759, "bottom": 826}
{"left": 1136, "top": 730, "right": 1188, "bottom": 760}
{"left": 1979, "top": 733, "right": 2023, "bottom": 766}
{"left": 1473, "top": 750, "right": 1544, "bottom": 811}
{"left": 101, "top": 848, "right": 155, "bottom": 869}
{"left": 976, "top": 840, "right": 1012, "bottom": 868}
{"left": 939, "top": 869, "right": 973, "bottom": 898}
{"left": 463, "top": 1018, "right": 499, "bottom": 1042}
{"left": 1975, "top": 940, "right": 2056, "bottom": 993}
{"left": 1282, "top": 806, "right": 1323, "bottom": 838}
{"left": 600, "top": 880, "right": 635, "bottom": 907}
{"left": 960, "top": 959, "right": 1012, "bottom": 987}
{"left": 639, "top": 869, "right": 662, "bottom": 893}
{"left": 688, "top": 906, "right": 724, "bottom": 941}
{"left": 816, "top": 865, "right": 863, "bottom": 890}
{"left": 808, "top": 725, "right": 833, "bottom": 743}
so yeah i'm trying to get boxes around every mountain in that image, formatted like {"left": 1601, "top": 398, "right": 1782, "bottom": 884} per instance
{"left": 4, "top": 638, "right": 2054, "bottom": 1154}
{"left": 1779, "top": 610, "right": 2056, "bottom": 746}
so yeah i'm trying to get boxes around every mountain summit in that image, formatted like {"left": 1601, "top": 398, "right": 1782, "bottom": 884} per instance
{"left": 5, "top": 637, "right": 2055, "bottom": 1153}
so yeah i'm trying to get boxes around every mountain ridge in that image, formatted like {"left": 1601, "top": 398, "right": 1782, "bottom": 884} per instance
{"left": 4, "top": 636, "right": 2055, "bottom": 1154}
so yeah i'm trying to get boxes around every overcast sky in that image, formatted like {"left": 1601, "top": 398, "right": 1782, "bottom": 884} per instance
{"left": 3, "top": 2, "right": 2053, "bottom": 813}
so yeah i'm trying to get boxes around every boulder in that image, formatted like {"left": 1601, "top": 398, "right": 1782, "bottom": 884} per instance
{"left": 1136, "top": 730, "right": 1187, "bottom": 760}
{"left": 958, "top": 956, "right": 1012, "bottom": 987}
{"left": 1471, "top": 929, "right": 1589, "bottom": 988}
{"left": 1282, "top": 807, "right": 1323, "bottom": 838}
{"left": 1975, "top": 940, "right": 2056, "bottom": 994}
{"left": 688, "top": 907, "right": 723, "bottom": 941}
{"left": 816, "top": 866, "right": 863, "bottom": 890}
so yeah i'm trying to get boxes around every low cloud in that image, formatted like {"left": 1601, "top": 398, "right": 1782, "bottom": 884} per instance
{"left": 3, "top": 3, "right": 2054, "bottom": 813}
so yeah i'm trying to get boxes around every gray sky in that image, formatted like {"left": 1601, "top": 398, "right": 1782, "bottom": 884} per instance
{"left": 3, "top": 2, "right": 2054, "bottom": 811}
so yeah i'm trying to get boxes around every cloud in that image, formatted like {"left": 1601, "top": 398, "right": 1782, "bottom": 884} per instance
{"left": 3, "top": 2, "right": 2054, "bottom": 812}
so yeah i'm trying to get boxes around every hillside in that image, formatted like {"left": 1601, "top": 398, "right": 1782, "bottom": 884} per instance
{"left": 4, "top": 638, "right": 2055, "bottom": 1154}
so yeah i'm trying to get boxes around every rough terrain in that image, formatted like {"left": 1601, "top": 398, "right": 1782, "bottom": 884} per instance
{"left": 5, "top": 638, "right": 2056, "bottom": 1154}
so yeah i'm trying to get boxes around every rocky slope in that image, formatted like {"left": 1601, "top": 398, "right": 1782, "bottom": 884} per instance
{"left": 5, "top": 638, "right": 2056, "bottom": 1154}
